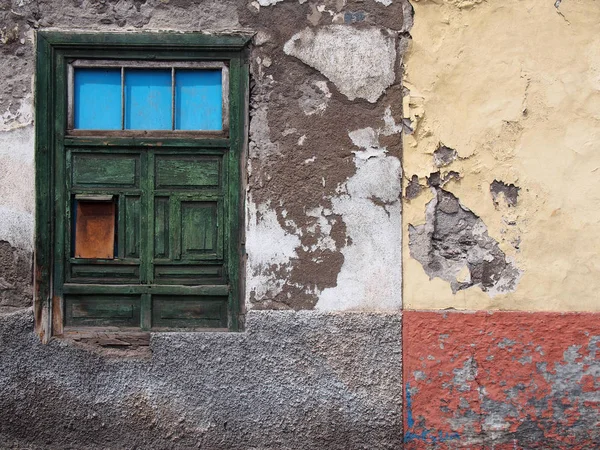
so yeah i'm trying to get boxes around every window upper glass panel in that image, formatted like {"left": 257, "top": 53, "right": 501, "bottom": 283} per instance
{"left": 74, "top": 69, "right": 122, "bottom": 130}
{"left": 175, "top": 70, "right": 222, "bottom": 131}
{"left": 72, "top": 63, "right": 226, "bottom": 132}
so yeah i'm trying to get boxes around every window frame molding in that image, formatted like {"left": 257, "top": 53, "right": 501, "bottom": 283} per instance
{"left": 35, "top": 31, "right": 250, "bottom": 342}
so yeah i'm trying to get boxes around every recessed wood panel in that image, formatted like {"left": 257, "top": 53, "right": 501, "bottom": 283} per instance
{"left": 154, "top": 264, "right": 224, "bottom": 285}
{"left": 154, "top": 197, "right": 170, "bottom": 259}
{"left": 181, "top": 201, "right": 217, "bottom": 258}
{"left": 124, "top": 196, "right": 141, "bottom": 258}
{"left": 72, "top": 154, "right": 138, "bottom": 187}
{"left": 74, "top": 200, "right": 116, "bottom": 259}
{"left": 155, "top": 157, "right": 220, "bottom": 188}
{"left": 69, "top": 263, "right": 139, "bottom": 282}
{"left": 152, "top": 296, "right": 227, "bottom": 329}
{"left": 65, "top": 295, "right": 140, "bottom": 327}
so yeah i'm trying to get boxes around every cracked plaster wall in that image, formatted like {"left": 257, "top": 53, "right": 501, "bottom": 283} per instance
{"left": 0, "top": 0, "right": 411, "bottom": 313}
{"left": 403, "top": 0, "right": 600, "bottom": 311}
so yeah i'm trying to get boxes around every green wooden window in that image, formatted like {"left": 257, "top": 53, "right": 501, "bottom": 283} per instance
{"left": 35, "top": 32, "right": 249, "bottom": 341}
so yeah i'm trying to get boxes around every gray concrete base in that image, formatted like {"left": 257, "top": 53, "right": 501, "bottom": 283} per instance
{"left": 0, "top": 309, "right": 402, "bottom": 449}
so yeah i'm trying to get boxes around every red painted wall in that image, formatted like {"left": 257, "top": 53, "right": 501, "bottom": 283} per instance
{"left": 403, "top": 311, "right": 600, "bottom": 449}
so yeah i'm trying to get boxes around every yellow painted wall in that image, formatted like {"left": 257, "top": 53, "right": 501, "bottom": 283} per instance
{"left": 403, "top": 0, "right": 600, "bottom": 311}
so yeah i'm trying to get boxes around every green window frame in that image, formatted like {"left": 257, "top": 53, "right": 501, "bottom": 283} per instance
{"left": 35, "top": 32, "right": 249, "bottom": 342}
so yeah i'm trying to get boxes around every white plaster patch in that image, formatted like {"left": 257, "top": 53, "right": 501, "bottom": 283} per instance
{"left": 298, "top": 80, "right": 332, "bottom": 116}
{"left": 375, "top": 0, "right": 393, "bottom": 5}
{"left": 0, "top": 94, "right": 33, "bottom": 132}
{"left": 349, "top": 127, "right": 379, "bottom": 149}
{"left": 245, "top": 200, "right": 301, "bottom": 306}
{"left": 304, "top": 206, "right": 337, "bottom": 252}
{"left": 0, "top": 125, "right": 34, "bottom": 163}
{"left": 0, "top": 126, "right": 35, "bottom": 236}
{"left": 284, "top": 25, "right": 397, "bottom": 103}
{"left": 382, "top": 106, "right": 403, "bottom": 136}
{"left": 316, "top": 157, "right": 402, "bottom": 311}
{"left": 257, "top": 0, "right": 284, "bottom": 5}
{"left": 316, "top": 125, "right": 402, "bottom": 311}
{"left": 0, "top": 206, "right": 33, "bottom": 252}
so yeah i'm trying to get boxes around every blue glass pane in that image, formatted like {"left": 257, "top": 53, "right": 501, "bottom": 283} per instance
{"left": 175, "top": 70, "right": 222, "bottom": 131}
{"left": 74, "top": 69, "right": 121, "bottom": 130}
{"left": 125, "top": 70, "right": 172, "bottom": 130}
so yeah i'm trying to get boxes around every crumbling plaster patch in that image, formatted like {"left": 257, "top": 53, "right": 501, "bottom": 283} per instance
{"left": 245, "top": 200, "right": 302, "bottom": 306}
{"left": 409, "top": 188, "right": 521, "bottom": 297}
{"left": 317, "top": 117, "right": 403, "bottom": 311}
{"left": 402, "top": 0, "right": 600, "bottom": 311}
{"left": 245, "top": 2, "right": 408, "bottom": 310}
{"left": 284, "top": 25, "right": 397, "bottom": 103}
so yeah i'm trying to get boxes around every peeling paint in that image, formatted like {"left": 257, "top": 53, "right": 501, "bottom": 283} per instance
{"left": 409, "top": 188, "right": 521, "bottom": 296}
{"left": 284, "top": 25, "right": 397, "bottom": 103}
{"left": 404, "top": 311, "right": 600, "bottom": 448}
{"left": 490, "top": 180, "right": 520, "bottom": 207}
{"left": 245, "top": 200, "right": 301, "bottom": 306}
{"left": 433, "top": 144, "right": 457, "bottom": 168}
{"left": 316, "top": 124, "right": 402, "bottom": 311}
{"left": 402, "top": 0, "right": 600, "bottom": 311}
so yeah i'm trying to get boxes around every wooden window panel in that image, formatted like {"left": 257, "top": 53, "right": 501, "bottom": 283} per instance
{"left": 35, "top": 32, "right": 249, "bottom": 340}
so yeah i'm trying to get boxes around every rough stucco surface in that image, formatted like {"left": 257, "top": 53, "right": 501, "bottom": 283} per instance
{"left": 403, "top": 311, "right": 600, "bottom": 449}
{"left": 402, "top": 0, "right": 600, "bottom": 311}
{"left": 0, "top": 309, "right": 402, "bottom": 449}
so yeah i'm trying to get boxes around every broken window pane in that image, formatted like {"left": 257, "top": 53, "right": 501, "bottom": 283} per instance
{"left": 74, "top": 197, "right": 116, "bottom": 259}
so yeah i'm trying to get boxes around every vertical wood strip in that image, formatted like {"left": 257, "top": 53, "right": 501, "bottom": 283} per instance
{"left": 140, "top": 293, "right": 151, "bottom": 330}
{"left": 226, "top": 54, "right": 246, "bottom": 332}
{"left": 34, "top": 34, "right": 52, "bottom": 341}
{"left": 170, "top": 195, "right": 182, "bottom": 261}
{"left": 53, "top": 53, "right": 68, "bottom": 338}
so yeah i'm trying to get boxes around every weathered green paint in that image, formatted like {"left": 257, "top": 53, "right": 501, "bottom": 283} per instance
{"left": 65, "top": 295, "right": 141, "bottom": 327}
{"left": 69, "top": 264, "right": 140, "bottom": 282}
{"left": 154, "top": 264, "right": 224, "bottom": 285}
{"left": 124, "top": 195, "right": 141, "bottom": 258}
{"left": 72, "top": 154, "right": 138, "bottom": 187}
{"left": 152, "top": 296, "right": 228, "bottom": 329}
{"left": 155, "top": 157, "right": 220, "bottom": 188}
{"left": 35, "top": 32, "right": 247, "bottom": 335}
{"left": 62, "top": 283, "right": 229, "bottom": 296}
{"left": 154, "top": 197, "right": 169, "bottom": 259}
{"left": 181, "top": 201, "right": 219, "bottom": 258}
